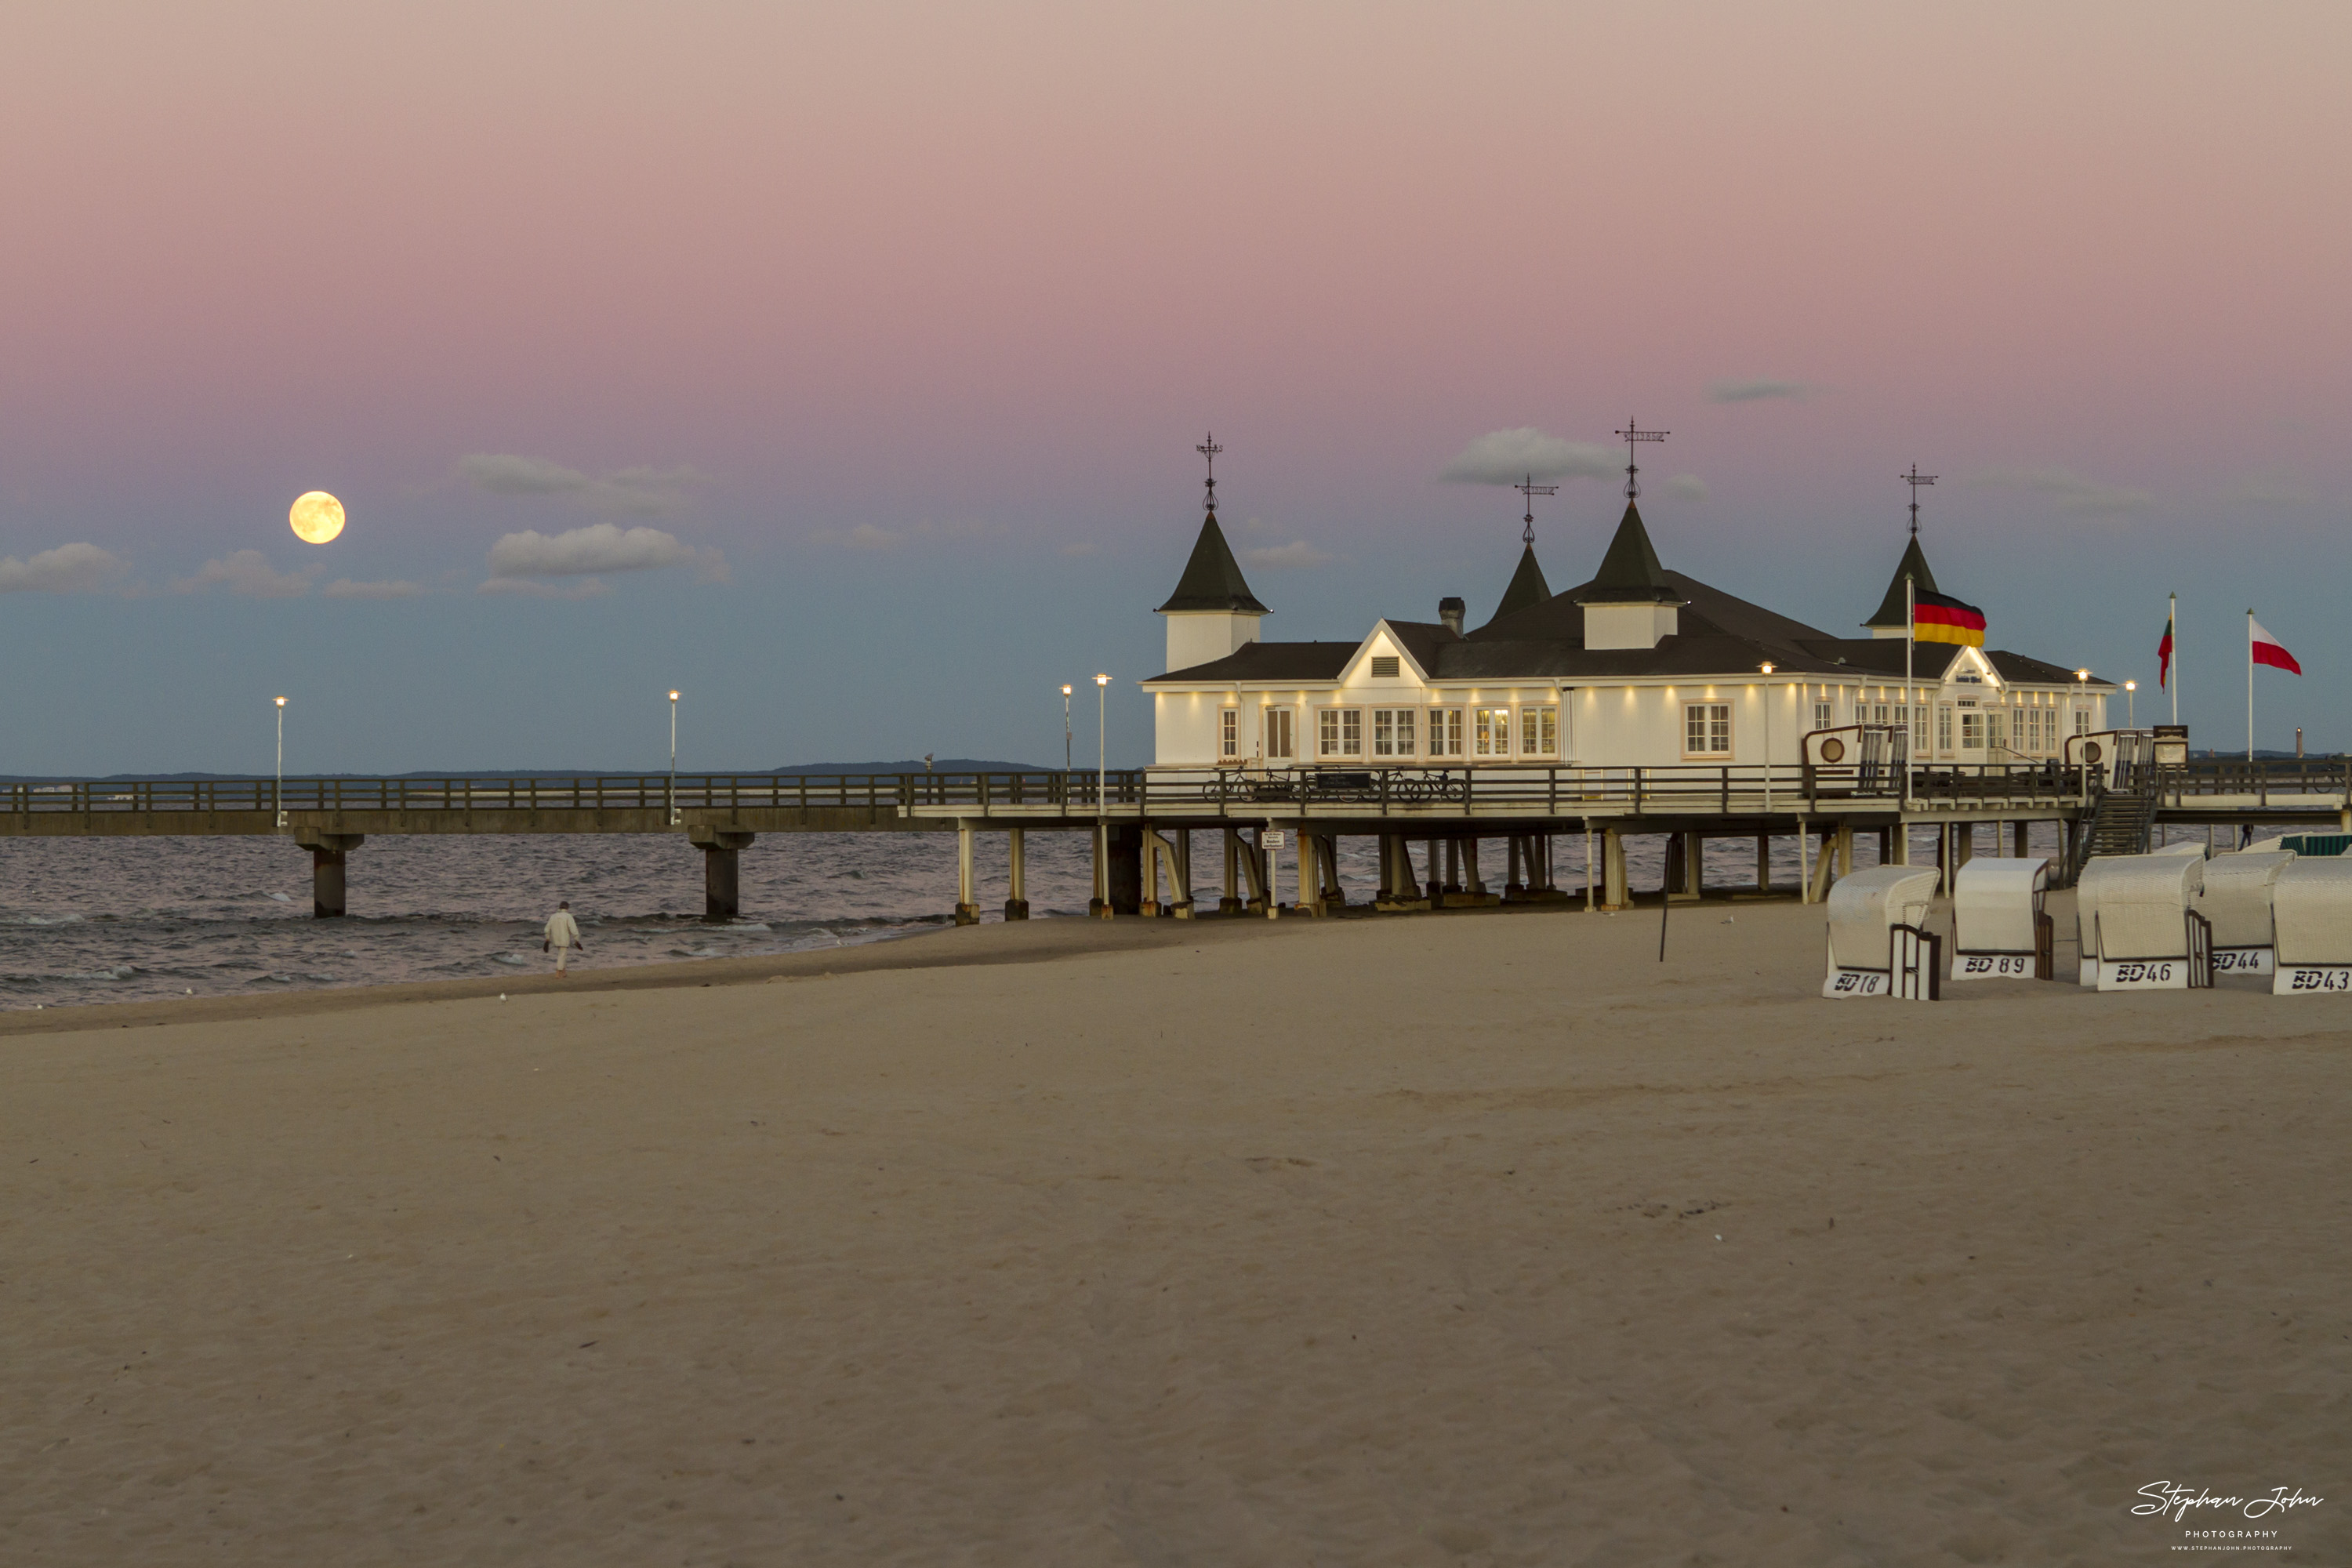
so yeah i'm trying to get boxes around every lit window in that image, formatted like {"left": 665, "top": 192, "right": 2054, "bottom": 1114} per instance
{"left": 1813, "top": 702, "right": 1831, "bottom": 731}
{"left": 1474, "top": 707, "right": 1512, "bottom": 757}
{"left": 1684, "top": 702, "right": 1731, "bottom": 755}
{"left": 1937, "top": 706, "right": 1955, "bottom": 752}
{"left": 1961, "top": 711, "right": 1984, "bottom": 750}
{"left": 1427, "top": 708, "right": 1464, "bottom": 758}
{"left": 1219, "top": 709, "right": 1239, "bottom": 759}
{"left": 1519, "top": 706, "right": 1557, "bottom": 756}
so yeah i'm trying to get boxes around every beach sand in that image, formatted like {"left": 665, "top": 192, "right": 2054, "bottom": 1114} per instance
{"left": 4, "top": 898, "right": 2347, "bottom": 1565}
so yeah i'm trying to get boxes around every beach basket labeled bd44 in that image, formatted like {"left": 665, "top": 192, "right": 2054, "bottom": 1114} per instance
{"left": 1950, "top": 857, "right": 2053, "bottom": 980}
{"left": 2269, "top": 858, "right": 2352, "bottom": 995}
{"left": 1823, "top": 866, "right": 1942, "bottom": 1000}
{"left": 2076, "top": 850, "right": 2212, "bottom": 991}
{"left": 2197, "top": 850, "right": 2296, "bottom": 978}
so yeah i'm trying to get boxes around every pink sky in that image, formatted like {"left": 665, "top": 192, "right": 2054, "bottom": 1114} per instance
{"left": 2, "top": 2, "right": 2347, "bottom": 768}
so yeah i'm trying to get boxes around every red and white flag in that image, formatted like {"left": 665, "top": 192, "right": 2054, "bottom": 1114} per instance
{"left": 2250, "top": 616, "right": 2302, "bottom": 675}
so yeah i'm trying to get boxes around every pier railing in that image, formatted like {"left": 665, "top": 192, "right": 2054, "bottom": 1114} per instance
{"left": 0, "top": 763, "right": 2085, "bottom": 820}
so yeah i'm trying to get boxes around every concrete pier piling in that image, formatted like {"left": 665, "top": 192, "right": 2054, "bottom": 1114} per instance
{"left": 294, "top": 830, "right": 364, "bottom": 918}
{"left": 1004, "top": 826, "right": 1029, "bottom": 920}
{"left": 688, "top": 826, "right": 755, "bottom": 923}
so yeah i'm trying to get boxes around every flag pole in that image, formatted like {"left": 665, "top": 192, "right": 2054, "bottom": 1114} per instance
{"left": 1904, "top": 574, "right": 1915, "bottom": 811}
{"left": 2247, "top": 608, "right": 2255, "bottom": 764}
{"left": 2169, "top": 591, "right": 2178, "bottom": 726}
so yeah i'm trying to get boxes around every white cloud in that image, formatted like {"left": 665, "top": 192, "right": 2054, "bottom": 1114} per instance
{"left": 0, "top": 541, "right": 129, "bottom": 593}
{"left": 1708, "top": 379, "right": 1815, "bottom": 403}
{"left": 1242, "top": 541, "right": 1332, "bottom": 569}
{"left": 1661, "top": 474, "right": 1709, "bottom": 502}
{"left": 477, "top": 576, "right": 613, "bottom": 601}
{"left": 321, "top": 578, "right": 423, "bottom": 600}
{"left": 175, "top": 550, "right": 319, "bottom": 597}
{"left": 459, "top": 454, "right": 706, "bottom": 515}
{"left": 485, "top": 523, "right": 728, "bottom": 583}
{"left": 1968, "top": 466, "right": 2154, "bottom": 515}
{"left": 1439, "top": 428, "right": 1618, "bottom": 485}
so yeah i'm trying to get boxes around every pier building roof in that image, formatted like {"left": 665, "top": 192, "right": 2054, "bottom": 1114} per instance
{"left": 1156, "top": 515, "right": 1269, "bottom": 614}
{"left": 1864, "top": 537, "right": 1941, "bottom": 630}
{"left": 1484, "top": 544, "right": 1552, "bottom": 627}
{"left": 1574, "top": 503, "right": 1682, "bottom": 605}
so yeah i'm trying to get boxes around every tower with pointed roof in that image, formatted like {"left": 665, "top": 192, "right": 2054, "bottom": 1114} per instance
{"left": 1864, "top": 535, "right": 1940, "bottom": 637}
{"left": 1156, "top": 434, "right": 1269, "bottom": 673}
{"left": 1482, "top": 475, "right": 1556, "bottom": 629}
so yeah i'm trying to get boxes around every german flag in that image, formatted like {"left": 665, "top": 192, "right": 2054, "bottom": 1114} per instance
{"left": 1912, "top": 588, "right": 1987, "bottom": 648}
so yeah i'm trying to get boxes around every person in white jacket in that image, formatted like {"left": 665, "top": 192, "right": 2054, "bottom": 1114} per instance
{"left": 543, "top": 901, "right": 584, "bottom": 975}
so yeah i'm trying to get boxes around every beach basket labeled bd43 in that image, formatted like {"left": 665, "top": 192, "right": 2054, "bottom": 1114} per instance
{"left": 2269, "top": 858, "right": 2352, "bottom": 995}
{"left": 2197, "top": 850, "right": 2296, "bottom": 978}
{"left": 2076, "top": 850, "right": 2212, "bottom": 991}
{"left": 1950, "top": 857, "right": 2053, "bottom": 980}
{"left": 1823, "top": 866, "right": 1942, "bottom": 1000}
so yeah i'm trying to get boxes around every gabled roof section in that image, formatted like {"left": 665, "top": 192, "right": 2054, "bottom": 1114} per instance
{"left": 1485, "top": 544, "right": 1551, "bottom": 627}
{"left": 1574, "top": 502, "right": 1680, "bottom": 605}
{"left": 1142, "top": 641, "right": 1355, "bottom": 685}
{"left": 1155, "top": 514, "right": 1269, "bottom": 615}
{"left": 1864, "top": 537, "right": 1940, "bottom": 630}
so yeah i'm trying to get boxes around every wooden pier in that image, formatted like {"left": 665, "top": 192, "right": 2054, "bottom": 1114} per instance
{"left": 9, "top": 751, "right": 2344, "bottom": 923}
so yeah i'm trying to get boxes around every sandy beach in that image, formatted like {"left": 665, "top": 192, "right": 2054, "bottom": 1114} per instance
{"left": 5, "top": 898, "right": 2347, "bottom": 1565}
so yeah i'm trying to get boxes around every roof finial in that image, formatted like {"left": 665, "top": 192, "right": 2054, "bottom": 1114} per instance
{"left": 1615, "top": 418, "right": 1668, "bottom": 501}
{"left": 1196, "top": 432, "right": 1223, "bottom": 518}
{"left": 1902, "top": 463, "right": 1938, "bottom": 539}
{"left": 1513, "top": 474, "right": 1558, "bottom": 546}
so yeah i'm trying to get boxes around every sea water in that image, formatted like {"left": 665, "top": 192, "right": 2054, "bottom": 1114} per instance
{"left": 1, "top": 822, "right": 2092, "bottom": 1011}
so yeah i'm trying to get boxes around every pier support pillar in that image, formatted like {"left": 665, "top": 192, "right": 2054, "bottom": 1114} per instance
{"left": 1673, "top": 830, "right": 1703, "bottom": 900}
{"left": 1835, "top": 823, "right": 1853, "bottom": 880}
{"left": 1505, "top": 836, "right": 1525, "bottom": 898}
{"left": 2013, "top": 819, "right": 2030, "bottom": 859}
{"left": 1894, "top": 822, "right": 1911, "bottom": 866}
{"left": 1106, "top": 824, "right": 1143, "bottom": 916}
{"left": 1004, "top": 828, "right": 1029, "bottom": 920}
{"left": 1756, "top": 833, "right": 1772, "bottom": 893}
{"left": 1464, "top": 838, "right": 1486, "bottom": 896}
{"left": 1425, "top": 837, "right": 1443, "bottom": 902}
{"left": 1174, "top": 829, "right": 1193, "bottom": 917}
{"left": 1221, "top": 829, "right": 1246, "bottom": 913}
{"left": 1879, "top": 826, "right": 1893, "bottom": 866}
{"left": 1602, "top": 828, "right": 1628, "bottom": 910}
{"left": 689, "top": 827, "right": 756, "bottom": 923}
{"left": 293, "top": 830, "right": 364, "bottom": 918}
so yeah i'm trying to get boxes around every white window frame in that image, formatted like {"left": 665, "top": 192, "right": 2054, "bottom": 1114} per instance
{"left": 1265, "top": 707, "right": 1295, "bottom": 760}
{"left": 1427, "top": 707, "right": 1464, "bottom": 759}
{"left": 1683, "top": 702, "right": 1731, "bottom": 757}
{"left": 1218, "top": 707, "right": 1240, "bottom": 761}
{"left": 1473, "top": 706, "right": 1512, "bottom": 757}
{"left": 1318, "top": 707, "right": 1363, "bottom": 759}
{"left": 1372, "top": 706, "right": 1417, "bottom": 758}
{"left": 1937, "top": 705, "right": 1955, "bottom": 753}
{"left": 1518, "top": 705, "right": 1557, "bottom": 757}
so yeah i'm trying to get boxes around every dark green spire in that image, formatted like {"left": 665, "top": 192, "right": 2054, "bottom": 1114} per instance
{"left": 1156, "top": 512, "right": 1268, "bottom": 614}
{"left": 1864, "top": 536, "right": 1940, "bottom": 629}
{"left": 1486, "top": 543, "right": 1552, "bottom": 626}
{"left": 1574, "top": 502, "right": 1679, "bottom": 604}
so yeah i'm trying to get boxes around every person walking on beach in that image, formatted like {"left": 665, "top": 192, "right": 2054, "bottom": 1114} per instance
{"left": 543, "top": 901, "right": 584, "bottom": 975}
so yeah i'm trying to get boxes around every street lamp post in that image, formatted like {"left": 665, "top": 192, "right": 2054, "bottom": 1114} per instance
{"left": 274, "top": 695, "right": 288, "bottom": 829}
{"left": 2125, "top": 679, "right": 2137, "bottom": 728}
{"left": 668, "top": 689, "right": 681, "bottom": 826}
{"left": 1062, "top": 684, "right": 1073, "bottom": 772}
{"left": 1094, "top": 673, "right": 1111, "bottom": 915}
{"left": 1759, "top": 663, "right": 1774, "bottom": 815}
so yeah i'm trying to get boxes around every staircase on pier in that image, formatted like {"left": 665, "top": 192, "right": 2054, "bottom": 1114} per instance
{"left": 2067, "top": 733, "right": 2158, "bottom": 883}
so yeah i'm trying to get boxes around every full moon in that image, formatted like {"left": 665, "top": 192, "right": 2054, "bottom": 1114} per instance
{"left": 289, "top": 491, "right": 345, "bottom": 544}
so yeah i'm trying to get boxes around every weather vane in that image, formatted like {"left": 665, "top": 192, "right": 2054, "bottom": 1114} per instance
{"left": 1513, "top": 474, "right": 1558, "bottom": 546}
{"left": 1902, "top": 463, "right": 1938, "bottom": 539}
{"left": 1196, "top": 432, "right": 1223, "bottom": 518}
{"left": 1615, "top": 419, "right": 1668, "bottom": 500}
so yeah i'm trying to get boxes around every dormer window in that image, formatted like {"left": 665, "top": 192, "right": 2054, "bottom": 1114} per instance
{"left": 1370, "top": 656, "right": 1400, "bottom": 678}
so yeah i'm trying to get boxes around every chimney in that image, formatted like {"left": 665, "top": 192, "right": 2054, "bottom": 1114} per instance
{"left": 1439, "top": 596, "right": 1465, "bottom": 636}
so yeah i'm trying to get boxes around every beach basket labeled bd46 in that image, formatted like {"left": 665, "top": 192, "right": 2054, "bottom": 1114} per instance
{"left": 2269, "top": 858, "right": 2352, "bottom": 995}
{"left": 1823, "top": 866, "right": 1942, "bottom": 1000}
{"left": 2076, "top": 850, "right": 2212, "bottom": 992}
{"left": 1949, "top": 857, "right": 2053, "bottom": 980}
{"left": 2197, "top": 850, "right": 2296, "bottom": 978}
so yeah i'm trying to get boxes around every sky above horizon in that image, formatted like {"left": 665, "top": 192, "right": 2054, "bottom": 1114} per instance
{"left": 4, "top": 1, "right": 2347, "bottom": 773}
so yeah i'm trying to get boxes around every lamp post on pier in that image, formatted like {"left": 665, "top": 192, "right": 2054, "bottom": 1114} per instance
{"left": 1759, "top": 663, "right": 1774, "bottom": 816}
{"left": 1094, "top": 673, "right": 1111, "bottom": 916}
{"left": 1062, "top": 684, "right": 1073, "bottom": 772}
{"left": 274, "top": 695, "right": 287, "bottom": 829}
{"left": 2125, "top": 679, "right": 2136, "bottom": 728}
{"left": 668, "top": 690, "right": 681, "bottom": 826}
